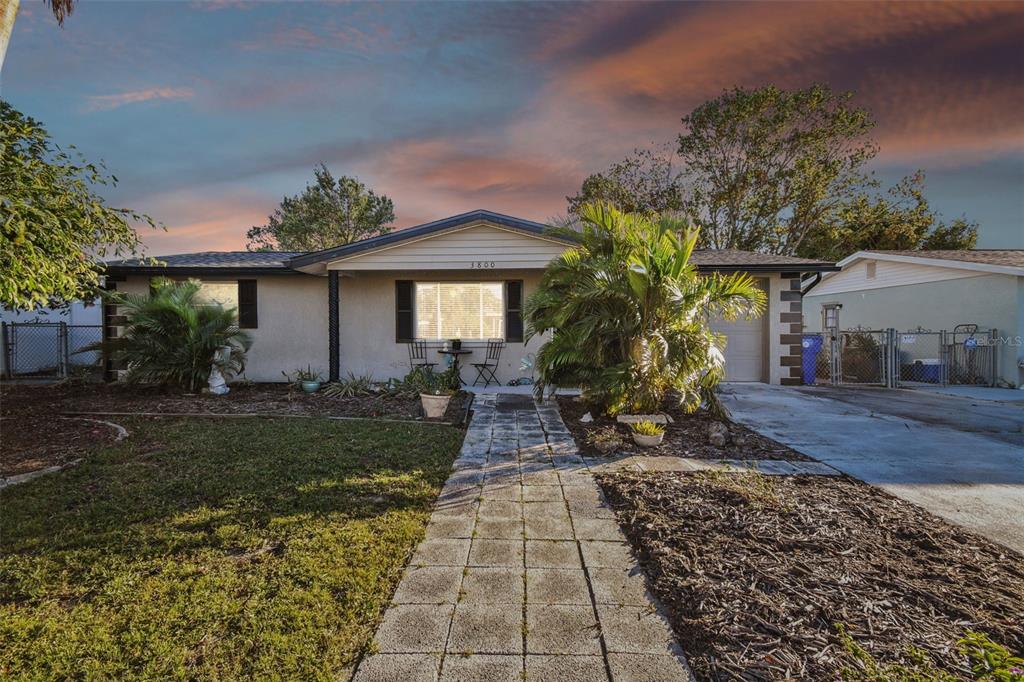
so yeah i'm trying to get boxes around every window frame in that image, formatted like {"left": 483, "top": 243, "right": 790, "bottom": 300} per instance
{"left": 413, "top": 280, "right": 506, "bottom": 342}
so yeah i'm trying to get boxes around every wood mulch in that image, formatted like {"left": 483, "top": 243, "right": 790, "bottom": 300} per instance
{"left": 556, "top": 395, "right": 809, "bottom": 461}
{"left": 600, "top": 470, "right": 1024, "bottom": 681}
{"left": 1, "top": 382, "right": 465, "bottom": 477}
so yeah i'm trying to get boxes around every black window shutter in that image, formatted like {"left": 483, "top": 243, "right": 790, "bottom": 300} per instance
{"left": 395, "top": 280, "right": 414, "bottom": 342}
{"left": 505, "top": 280, "right": 524, "bottom": 342}
{"left": 238, "top": 279, "right": 258, "bottom": 329}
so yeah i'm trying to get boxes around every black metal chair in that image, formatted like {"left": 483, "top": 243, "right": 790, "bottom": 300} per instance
{"left": 407, "top": 339, "right": 436, "bottom": 372}
{"left": 471, "top": 338, "right": 505, "bottom": 387}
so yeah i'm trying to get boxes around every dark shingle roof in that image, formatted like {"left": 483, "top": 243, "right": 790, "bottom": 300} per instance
{"left": 861, "top": 250, "right": 1024, "bottom": 268}
{"left": 689, "top": 249, "right": 836, "bottom": 271}
{"left": 106, "top": 251, "right": 304, "bottom": 275}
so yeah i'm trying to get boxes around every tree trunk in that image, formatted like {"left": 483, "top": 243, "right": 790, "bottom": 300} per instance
{"left": 0, "top": 0, "right": 19, "bottom": 73}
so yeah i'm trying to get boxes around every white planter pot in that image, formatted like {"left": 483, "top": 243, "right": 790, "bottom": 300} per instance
{"left": 632, "top": 432, "right": 664, "bottom": 448}
{"left": 420, "top": 393, "right": 452, "bottom": 419}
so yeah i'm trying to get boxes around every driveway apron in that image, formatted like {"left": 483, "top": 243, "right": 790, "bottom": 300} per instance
{"left": 352, "top": 393, "right": 693, "bottom": 682}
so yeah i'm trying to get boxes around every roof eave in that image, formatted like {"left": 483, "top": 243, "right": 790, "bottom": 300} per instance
{"left": 103, "top": 265, "right": 303, "bottom": 277}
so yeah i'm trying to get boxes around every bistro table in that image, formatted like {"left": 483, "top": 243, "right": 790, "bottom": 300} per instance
{"left": 437, "top": 348, "right": 473, "bottom": 385}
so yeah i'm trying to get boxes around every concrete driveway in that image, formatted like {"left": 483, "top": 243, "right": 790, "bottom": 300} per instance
{"left": 721, "top": 383, "right": 1024, "bottom": 554}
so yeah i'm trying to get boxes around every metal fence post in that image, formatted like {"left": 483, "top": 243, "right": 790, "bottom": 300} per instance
{"left": 58, "top": 322, "right": 70, "bottom": 378}
{"left": 990, "top": 328, "right": 998, "bottom": 387}
{"left": 887, "top": 328, "right": 897, "bottom": 388}
{"left": 0, "top": 322, "right": 9, "bottom": 380}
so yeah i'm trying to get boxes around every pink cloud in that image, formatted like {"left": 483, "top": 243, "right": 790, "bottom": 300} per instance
{"left": 84, "top": 87, "right": 194, "bottom": 112}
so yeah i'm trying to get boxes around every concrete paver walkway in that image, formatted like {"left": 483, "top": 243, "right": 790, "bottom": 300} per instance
{"left": 353, "top": 394, "right": 693, "bottom": 682}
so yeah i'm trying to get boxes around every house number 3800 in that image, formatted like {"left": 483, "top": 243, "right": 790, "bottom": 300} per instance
{"left": 470, "top": 261, "right": 496, "bottom": 269}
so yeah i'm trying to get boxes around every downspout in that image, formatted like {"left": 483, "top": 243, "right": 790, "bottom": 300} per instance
{"left": 801, "top": 272, "right": 822, "bottom": 295}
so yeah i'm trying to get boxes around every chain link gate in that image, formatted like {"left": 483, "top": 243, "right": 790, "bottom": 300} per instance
{"left": 0, "top": 322, "right": 104, "bottom": 380}
{"left": 801, "top": 326, "right": 999, "bottom": 388}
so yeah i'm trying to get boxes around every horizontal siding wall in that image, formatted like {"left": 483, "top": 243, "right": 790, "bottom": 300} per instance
{"left": 813, "top": 258, "right": 980, "bottom": 296}
{"left": 328, "top": 223, "right": 570, "bottom": 271}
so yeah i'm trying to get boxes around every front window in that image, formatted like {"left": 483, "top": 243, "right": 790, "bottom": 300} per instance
{"left": 415, "top": 282, "right": 504, "bottom": 340}
{"left": 196, "top": 281, "right": 239, "bottom": 311}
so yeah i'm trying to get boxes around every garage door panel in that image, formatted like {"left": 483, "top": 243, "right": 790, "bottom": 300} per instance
{"left": 711, "top": 314, "right": 765, "bottom": 382}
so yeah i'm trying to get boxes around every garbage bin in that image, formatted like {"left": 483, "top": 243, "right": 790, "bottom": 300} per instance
{"left": 801, "top": 335, "right": 824, "bottom": 385}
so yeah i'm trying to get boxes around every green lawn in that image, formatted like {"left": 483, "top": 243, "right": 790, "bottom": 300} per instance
{"left": 0, "top": 417, "right": 463, "bottom": 680}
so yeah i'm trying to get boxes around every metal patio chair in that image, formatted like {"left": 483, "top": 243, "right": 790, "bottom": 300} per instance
{"left": 407, "top": 339, "right": 436, "bottom": 372}
{"left": 471, "top": 338, "right": 505, "bottom": 387}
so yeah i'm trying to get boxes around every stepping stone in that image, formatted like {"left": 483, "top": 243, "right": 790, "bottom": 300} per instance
{"left": 522, "top": 485, "right": 564, "bottom": 502}
{"left": 607, "top": 653, "right": 694, "bottom": 682}
{"left": 572, "top": 517, "right": 623, "bottom": 542}
{"left": 588, "top": 567, "right": 651, "bottom": 606}
{"left": 526, "top": 540, "right": 582, "bottom": 569}
{"left": 425, "top": 515, "right": 476, "bottom": 540}
{"left": 448, "top": 602, "right": 524, "bottom": 655}
{"left": 354, "top": 653, "right": 441, "bottom": 682}
{"left": 526, "top": 604, "right": 603, "bottom": 655}
{"left": 525, "top": 514, "right": 575, "bottom": 540}
{"left": 579, "top": 541, "right": 636, "bottom": 570}
{"left": 475, "top": 518, "right": 523, "bottom": 540}
{"left": 376, "top": 604, "right": 454, "bottom": 653}
{"left": 526, "top": 568, "right": 591, "bottom": 605}
{"left": 440, "top": 654, "right": 522, "bottom": 682}
{"left": 468, "top": 538, "right": 524, "bottom": 567}
{"left": 412, "top": 539, "right": 472, "bottom": 567}
{"left": 526, "top": 655, "right": 609, "bottom": 682}
{"left": 596, "top": 605, "right": 681, "bottom": 656}
{"left": 460, "top": 566, "right": 524, "bottom": 605}
{"left": 393, "top": 566, "right": 463, "bottom": 605}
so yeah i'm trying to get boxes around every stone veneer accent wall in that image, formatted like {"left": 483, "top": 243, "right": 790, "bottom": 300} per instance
{"left": 778, "top": 272, "right": 803, "bottom": 385}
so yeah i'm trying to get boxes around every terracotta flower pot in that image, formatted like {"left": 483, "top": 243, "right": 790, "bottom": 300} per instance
{"left": 421, "top": 393, "right": 452, "bottom": 419}
{"left": 632, "top": 432, "right": 664, "bottom": 448}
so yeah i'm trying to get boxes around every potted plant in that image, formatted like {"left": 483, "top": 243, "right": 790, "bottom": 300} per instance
{"left": 631, "top": 420, "right": 665, "bottom": 447}
{"left": 420, "top": 368, "right": 456, "bottom": 419}
{"left": 291, "top": 365, "right": 323, "bottom": 393}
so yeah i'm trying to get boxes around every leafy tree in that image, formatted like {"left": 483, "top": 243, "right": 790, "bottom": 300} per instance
{"left": 246, "top": 164, "right": 394, "bottom": 251}
{"left": 526, "top": 202, "right": 766, "bottom": 416}
{"left": 798, "top": 171, "right": 978, "bottom": 261}
{"left": 677, "top": 84, "right": 877, "bottom": 255}
{"left": 567, "top": 146, "right": 684, "bottom": 217}
{"left": 83, "top": 279, "right": 251, "bottom": 392}
{"left": 0, "top": 101, "right": 155, "bottom": 310}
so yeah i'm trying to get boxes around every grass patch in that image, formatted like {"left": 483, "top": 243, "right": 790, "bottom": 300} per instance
{"left": 0, "top": 417, "right": 463, "bottom": 680}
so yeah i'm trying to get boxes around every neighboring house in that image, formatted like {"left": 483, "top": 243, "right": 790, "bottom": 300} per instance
{"left": 105, "top": 210, "right": 836, "bottom": 386}
{"left": 804, "top": 250, "right": 1024, "bottom": 388}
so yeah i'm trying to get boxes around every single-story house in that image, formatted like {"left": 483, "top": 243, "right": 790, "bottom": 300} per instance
{"left": 804, "top": 250, "right": 1024, "bottom": 387}
{"left": 105, "top": 210, "right": 836, "bottom": 386}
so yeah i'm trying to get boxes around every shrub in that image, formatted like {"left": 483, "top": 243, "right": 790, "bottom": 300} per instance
{"left": 322, "top": 371, "right": 376, "bottom": 398}
{"left": 84, "top": 278, "right": 251, "bottom": 392}
{"left": 526, "top": 202, "right": 765, "bottom": 416}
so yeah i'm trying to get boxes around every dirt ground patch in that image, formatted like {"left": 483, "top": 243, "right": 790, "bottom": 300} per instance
{"left": 557, "top": 395, "right": 809, "bottom": 461}
{"left": 1, "top": 382, "right": 465, "bottom": 476}
{"left": 599, "top": 471, "right": 1024, "bottom": 681}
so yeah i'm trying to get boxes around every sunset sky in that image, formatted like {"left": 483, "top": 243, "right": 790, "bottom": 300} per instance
{"left": 3, "top": 1, "right": 1022, "bottom": 253}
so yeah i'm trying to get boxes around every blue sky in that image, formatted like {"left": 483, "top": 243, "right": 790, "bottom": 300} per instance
{"left": 3, "top": 1, "right": 1022, "bottom": 253}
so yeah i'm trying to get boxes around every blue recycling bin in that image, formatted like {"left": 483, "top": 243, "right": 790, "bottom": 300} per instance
{"left": 801, "top": 335, "right": 824, "bottom": 385}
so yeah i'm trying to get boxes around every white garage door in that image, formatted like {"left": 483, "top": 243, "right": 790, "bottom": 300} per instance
{"left": 711, "top": 313, "right": 766, "bottom": 382}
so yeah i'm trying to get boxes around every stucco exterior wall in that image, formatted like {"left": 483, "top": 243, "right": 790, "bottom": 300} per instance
{"left": 119, "top": 275, "right": 328, "bottom": 383}
{"left": 337, "top": 269, "right": 546, "bottom": 385}
{"left": 805, "top": 273, "right": 1023, "bottom": 387}
{"left": 115, "top": 268, "right": 806, "bottom": 387}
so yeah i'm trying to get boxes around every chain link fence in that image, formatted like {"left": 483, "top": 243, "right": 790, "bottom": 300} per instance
{"left": 1, "top": 322, "right": 104, "bottom": 380}
{"left": 802, "top": 327, "right": 998, "bottom": 388}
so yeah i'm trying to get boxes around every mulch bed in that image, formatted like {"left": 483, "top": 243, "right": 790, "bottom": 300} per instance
{"left": 1, "top": 382, "right": 466, "bottom": 477}
{"left": 599, "top": 470, "right": 1024, "bottom": 681}
{"left": 557, "top": 396, "right": 809, "bottom": 461}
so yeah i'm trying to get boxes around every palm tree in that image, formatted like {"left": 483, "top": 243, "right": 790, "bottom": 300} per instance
{"left": 84, "top": 278, "right": 252, "bottom": 392}
{"left": 526, "top": 202, "right": 766, "bottom": 416}
{"left": 2, "top": 0, "right": 77, "bottom": 73}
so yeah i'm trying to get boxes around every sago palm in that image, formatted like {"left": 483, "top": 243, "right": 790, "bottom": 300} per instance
{"left": 84, "top": 278, "right": 252, "bottom": 392}
{"left": 526, "top": 202, "right": 766, "bottom": 416}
